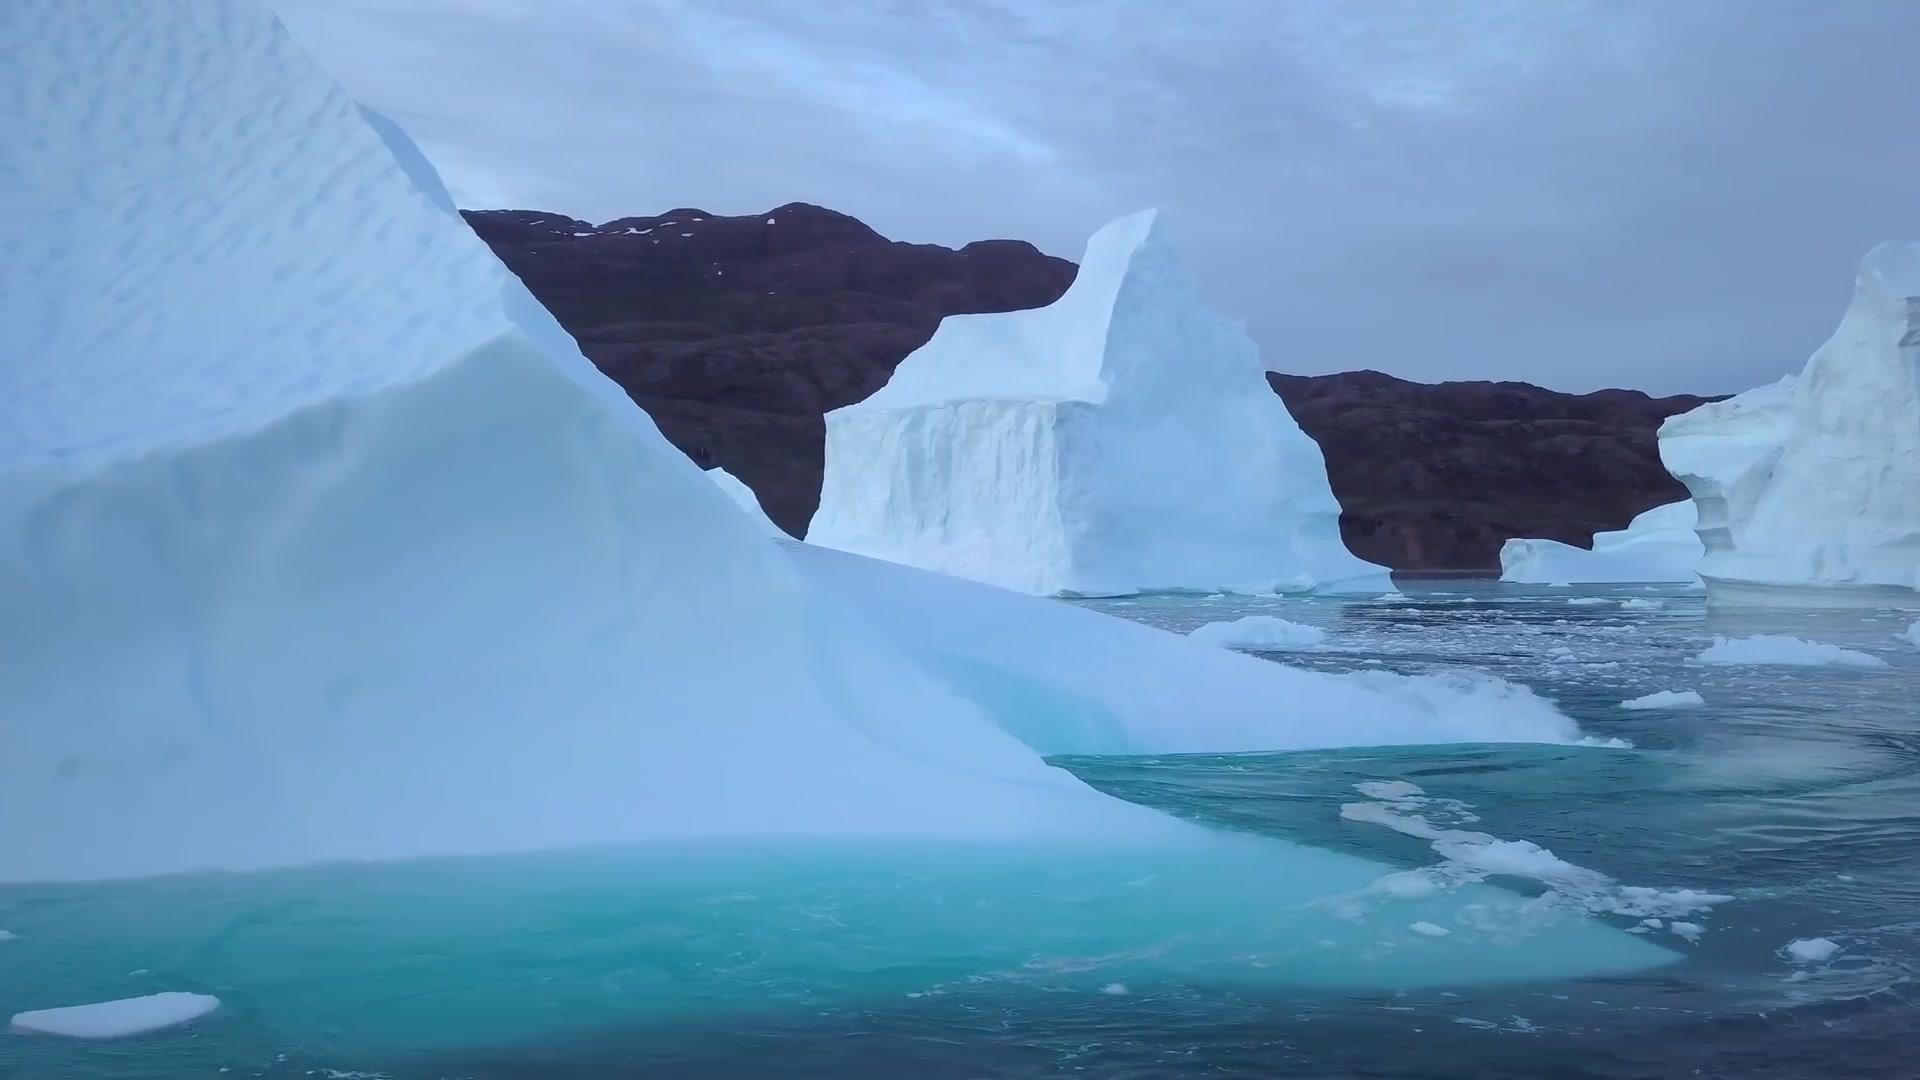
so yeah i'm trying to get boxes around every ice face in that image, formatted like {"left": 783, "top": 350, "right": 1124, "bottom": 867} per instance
{"left": 1499, "top": 501, "right": 1703, "bottom": 584}
{"left": 807, "top": 211, "right": 1390, "bottom": 598}
{"left": 1658, "top": 243, "right": 1920, "bottom": 607}
{"left": 704, "top": 466, "right": 785, "bottom": 537}
{"left": 0, "top": 0, "right": 1193, "bottom": 883}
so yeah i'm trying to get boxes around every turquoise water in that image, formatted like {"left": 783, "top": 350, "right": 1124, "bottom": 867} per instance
{"left": 5, "top": 581, "right": 1919, "bottom": 1078}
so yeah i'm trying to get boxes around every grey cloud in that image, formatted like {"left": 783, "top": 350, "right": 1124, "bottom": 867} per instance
{"left": 273, "top": 0, "right": 1918, "bottom": 395}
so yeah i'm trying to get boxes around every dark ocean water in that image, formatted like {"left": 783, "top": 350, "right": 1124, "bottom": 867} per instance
{"left": 5, "top": 582, "right": 1918, "bottom": 1079}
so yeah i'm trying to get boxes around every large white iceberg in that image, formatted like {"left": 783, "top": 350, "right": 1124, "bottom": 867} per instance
{"left": 1658, "top": 243, "right": 1920, "bottom": 607}
{"left": 806, "top": 209, "right": 1390, "bottom": 598}
{"left": 1498, "top": 500, "right": 1703, "bottom": 584}
{"left": 0, "top": 0, "right": 1193, "bottom": 883}
{"left": 0, "top": 0, "right": 1677, "bottom": 1001}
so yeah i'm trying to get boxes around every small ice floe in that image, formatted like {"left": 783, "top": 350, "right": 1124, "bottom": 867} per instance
{"left": 1693, "top": 635, "right": 1887, "bottom": 669}
{"left": 1669, "top": 922, "right": 1703, "bottom": 943}
{"left": 1100, "top": 983, "right": 1130, "bottom": 996}
{"left": 1186, "top": 615, "right": 1326, "bottom": 651}
{"left": 1619, "top": 689, "right": 1705, "bottom": 711}
{"left": 1784, "top": 937, "right": 1840, "bottom": 964}
{"left": 1409, "top": 921, "right": 1450, "bottom": 937}
{"left": 1620, "top": 597, "right": 1665, "bottom": 611}
{"left": 1565, "top": 597, "right": 1610, "bottom": 606}
{"left": 9, "top": 992, "right": 219, "bottom": 1039}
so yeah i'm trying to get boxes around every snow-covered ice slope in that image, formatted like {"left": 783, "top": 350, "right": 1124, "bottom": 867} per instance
{"left": 806, "top": 210, "right": 1390, "bottom": 598}
{"left": 1659, "top": 243, "right": 1920, "bottom": 608}
{"left": 704, "top": 466, "right": 784, "bottom": 537}
{"left": 1499, "top": 500, "right": 1703, "bottom": 584}
{"left": 787, "top": 542, "right": 1585, "bottom": 756}
{"left": 0, "top": 0, "right": 1198, "bottom": 883}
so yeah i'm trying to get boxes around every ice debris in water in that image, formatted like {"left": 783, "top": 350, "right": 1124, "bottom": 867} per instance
{"left": 1619, "top": 597, "right": 1665, "bottom": 611}
{"left": 1336, "top": 782, "right": 1731, "bottom": 934}
{"left": 1905, "top": 620, "right": 1920, "bottom": 647}
{"left": 1409, "top": 921, "right": 1451, "bottom": 937}
{"left": 1693, "top": 635, "right": 1888, "bottom": 669}
{"left": 9, "top": 992, "right": 220, "bottom": 1039}
{"left": 1564, "top": 597, "right": 1611, "bottom": 606}
{"left": 1618, "top": 690, "right": 1705, "bottom": 711}
{"left": 1186, "top": 615, "right": 1327, "bottom": 651}
{"left": 1784, "top": 937, "right": 1841, "bottom": 963}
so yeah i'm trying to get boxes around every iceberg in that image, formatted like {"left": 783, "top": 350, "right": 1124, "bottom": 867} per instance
{"left": 1658, "top": 243, "right": 1920, "bottom": 607}
{"left": 0, "top": 0, "right": 1674, "bottom": 1012}
{"left": 703, "top": 466, "right": 784, "bottom": 537}
{"left": 9, "top": 992, "right": 219, "bottom": 1039}
{"left": 0, "top": 0, "right": 1188, "bottom": 883}
{"left": 1498, "top": 501, "right": 1703, "bottom": 584}
{"left": 806, "top": 210, "right": 1391, "bottom": 598}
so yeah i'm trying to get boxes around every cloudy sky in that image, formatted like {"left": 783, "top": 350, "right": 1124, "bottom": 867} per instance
{"left": 272, "top": 0, "right": 1917, "bottom": 396}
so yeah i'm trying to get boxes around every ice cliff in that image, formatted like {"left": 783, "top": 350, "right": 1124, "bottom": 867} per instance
{"left": 806, "top": 210, "right": 1391, "bottom": 597}
{"left": 1659, "top": 243, "right": 1920, "bottom": 607}
{"left": 1499, "top": 500, "right": 1703, "bottom": 584}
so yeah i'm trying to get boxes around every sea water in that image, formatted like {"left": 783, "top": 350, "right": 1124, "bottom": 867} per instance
{"left": 5, "top": 581, "right": 1918, "bottom": 1078}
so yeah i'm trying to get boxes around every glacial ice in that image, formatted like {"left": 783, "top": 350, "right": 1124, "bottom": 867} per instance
{"left": 1187, "top": 615, "right": 1327, "bottom": 651}
{"left": 1658, "top": 243, "right": 1920, "bottom": 607}
{"left": 789, "top": 542, "right": 1586, "bottom": 755}
{"left": 806, "top": 209, "right": 1391, "bottom": 598}
{"left": 1618, "top": 690, "right": 1706, "bottom": 711}
{"left": 0, "top": 0, "right": 1196, "bottom": 882}
{"left": 703, "top": 466, "right": 784, "bottom": 537}
{"left": 1784, "top": 937, "right": 1841, "bottom": 964}
{"left": 1499, "top": 501, "right": 1702, "bottom": 584}
{"left": 1693, "top": 635, "right": 1888, "bottom": 669}
{"left": 0, "top": 0, "right": 1676, "bottom": 999}
{"left": 9, "top": 992, "right": 220, "bottom": 1039}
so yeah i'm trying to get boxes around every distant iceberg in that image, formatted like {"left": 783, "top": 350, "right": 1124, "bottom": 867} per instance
{"left": 807, "top": 210, "right": 1390, "bottom": 598}
{"left": 1499, "top": 501, "right": 1702, "bottom": 584}
{"left": 1658, "top": 243, "right": 1920, "bottom": 608}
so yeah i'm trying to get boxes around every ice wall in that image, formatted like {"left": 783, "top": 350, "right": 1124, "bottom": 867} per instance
{"left": 807, "top": 210, "right": 1391, "bottom": 598}
{"left": 704, "top": 466, "right": 784, "bottom": 537}
{"left": 1498, "top": 500, "right": 1703, "bottom": 584}
{"left": 1659, "top": 243, "right": 1920, "bottom": 608}
{"left": 0, "top": 0, "right": 1189, "bottom": 883}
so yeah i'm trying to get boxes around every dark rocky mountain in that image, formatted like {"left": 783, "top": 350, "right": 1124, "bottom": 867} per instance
{"left": 465, "top": 203, "right": 1717, "bottom": 573}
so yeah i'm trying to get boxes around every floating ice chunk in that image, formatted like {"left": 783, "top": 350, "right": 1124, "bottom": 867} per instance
{"left": 1619, "top": 690, "right": 1705, "bottom": 711}
{"left": 808, "top": 209, "right": 1391, "bottom": 598}
{"left": 703, "top": 467, "right": 785, "bottom": 537}
{"left": 1100, "top": 983, "right": 1130, "bottom": 995}
{"left": 0, "top": 930, "right": 14, "bottom": 941}
{"left": 1906, "top": 620, "right": 1920, "bottom": 647}
{"left": 1669, "top": 922, "right": 1703, "bottom": 943}
{"left": 1187, "top": 615, "right": 1326, "bottom": 651}
{"left": 1658, "top": 243, "right": 1920, "bottom": 609}
{"left": 1693, "top": 635, "right": 1888, "bottom": 669}
{"left": 1409, "top": 921, "right": 1450, "bottom": 937}
{"left": 1564, "top": 597, "right": 1612, "bottom": 606}
{"left": 9, "top": 993, "right": 220, "bottom": 1039}
{"left": 1338, "top": 783, "right": 1731, "bottom": 928}
{"left": 1619, "top": 598, "right": 1666, "bottom": 611}
{"left": 1355, "top": 780, "right": 1426, "bottom": 801}
{"left": 1784, "top": 937, "right": 1840, "bottom": 963}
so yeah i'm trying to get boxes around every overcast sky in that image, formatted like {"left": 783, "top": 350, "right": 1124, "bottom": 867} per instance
{"left": 273, "top": 0, "right": 1917, "bottom": 396}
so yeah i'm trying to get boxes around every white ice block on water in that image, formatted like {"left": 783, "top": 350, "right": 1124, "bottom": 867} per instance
{"left": 806, "top": 209, "right": 1391, "bottom": 598}
{"left": 1499, "top": 501, "right": 1703, "bottom": 584}
{"left": 1658, "top": 243, "right": 1920, "bottom": 608}
{"left": 0, "top": 0, "right": 1194, "bottom": 883}
{"left": 10, "top": 993, "right": 220, "bottom": 1039}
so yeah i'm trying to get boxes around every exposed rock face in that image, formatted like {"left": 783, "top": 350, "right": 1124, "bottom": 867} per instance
{"left": 467, "top": 204, "right": 1716, "bottom": 572}
{"left": 1270, "top": 371, "right": 1719, "bottom": 571}
{"left": 464, "top": 204, "right": 1075, "bottom": 533}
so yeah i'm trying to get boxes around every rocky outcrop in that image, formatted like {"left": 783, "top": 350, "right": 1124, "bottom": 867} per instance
{"left": 464, "top": 204, "right": 1075, "bottom": 533}
{"left": 466, "top": 204, "right": 1716, "bottom": 572}
{"left": 1269, "top": 371, "right": 1719, "bottom": 571}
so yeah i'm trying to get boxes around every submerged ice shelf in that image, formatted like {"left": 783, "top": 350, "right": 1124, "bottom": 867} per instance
{"left": 807, "top": 209, "right": 1389, "bottom": 598}
{"left": 1500, "top": 501, "right": 1702, "bottom": 585}
{"left": 1658, "top": 242, "right": 1920, "bottom": 608}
